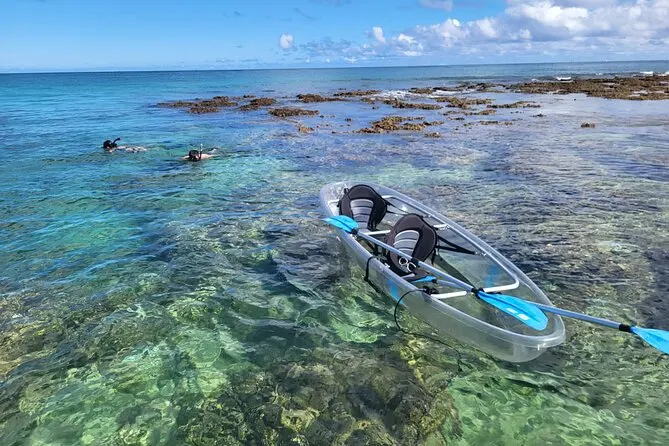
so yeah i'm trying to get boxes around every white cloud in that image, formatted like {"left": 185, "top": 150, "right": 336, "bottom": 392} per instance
{"left": 296, "top": 1, "right": 669, "bottom": 62}
{"left": 279, "top": 33, "right": 294, "bottom": 50}
{"left": 507, "top": 1, "right": 589, "bottom": 33}
{"left": 419, "top": 0, "right": 454, "bottom": 11}
{"left": 371, "top": 26, "right": 386, "bottom": 44}
{"left": 475, "top": 18, "right": 498, "bottom": 39}
{"left": 397, "top": 33, "right": 417, "bottom": 44}
{"left": 344, "top": 56, "right": 358, "bottom": 63}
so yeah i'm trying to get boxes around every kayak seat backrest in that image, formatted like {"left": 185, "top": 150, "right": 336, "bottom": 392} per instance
{"left": 386, "top": 213, "right": 437, "bottom": 275}
{"left": 338, "top": 184, "right": 388, "bottom": 230}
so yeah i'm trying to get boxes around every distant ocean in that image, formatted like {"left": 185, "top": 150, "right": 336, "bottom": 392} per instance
{"left": 1, "top": 61, "right": 668, "bottom": 445}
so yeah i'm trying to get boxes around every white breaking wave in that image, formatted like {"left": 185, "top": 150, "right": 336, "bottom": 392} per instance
{"left": 375, "top": 89, "right": 411, "bottom": 99}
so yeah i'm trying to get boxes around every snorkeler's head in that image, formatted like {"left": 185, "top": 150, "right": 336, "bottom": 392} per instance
{"left": 103, "top": 138, "right": 120, "bottom": 150}
{"left": 188, "top": 150, "right": 201, "bottom": 161}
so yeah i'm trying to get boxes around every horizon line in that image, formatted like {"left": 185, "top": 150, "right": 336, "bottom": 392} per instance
{"left": 1, "top": 58, "right": 667, "bottom": 76}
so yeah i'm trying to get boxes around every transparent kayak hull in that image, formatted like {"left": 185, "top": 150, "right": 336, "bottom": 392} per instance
{"left": 320, "top": 182, "right": 566, "bottom": 363}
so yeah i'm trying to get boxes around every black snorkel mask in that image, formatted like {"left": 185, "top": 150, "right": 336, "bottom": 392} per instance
{"left": 188, "top": 150, "right": 201, "bottom": 161}
{"left": 188, "top": 144, "right": 204, "bottom": 161}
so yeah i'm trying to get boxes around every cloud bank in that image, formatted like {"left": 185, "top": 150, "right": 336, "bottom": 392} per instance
{"left": 299, "top": 0, "right": 669, "bottom": 63}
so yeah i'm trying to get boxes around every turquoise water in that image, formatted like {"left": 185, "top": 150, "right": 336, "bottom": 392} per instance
{"left": 1, "top": 62, "right": 668, "bottom": 445}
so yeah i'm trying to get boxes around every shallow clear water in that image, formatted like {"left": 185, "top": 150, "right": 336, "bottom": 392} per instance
{"left": 1, "top": 62, "right": 668, "bottom": 445}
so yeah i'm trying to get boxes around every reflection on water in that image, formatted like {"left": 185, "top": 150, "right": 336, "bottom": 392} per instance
{"left": 0, "top": 69, "right": 668, "bottom": 445}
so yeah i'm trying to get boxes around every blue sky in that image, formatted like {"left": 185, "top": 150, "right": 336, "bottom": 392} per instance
{"left": 1, "top": 0, "right": 667, "bottom": 72}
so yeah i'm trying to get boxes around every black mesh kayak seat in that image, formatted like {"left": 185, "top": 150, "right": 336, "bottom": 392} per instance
{"left": 338, "top": 184, "right": 388, "bottom": 231}
{"left": 385, "top": 213, "right": 438, "bottom": 277}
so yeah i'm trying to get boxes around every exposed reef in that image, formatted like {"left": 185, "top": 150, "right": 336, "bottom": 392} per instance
{"left": 269, "top": 108, "right": 319, "bottom": 118}
{"left": 511, "top": 75, "right": 669, "bottom": 100}
{"left": 297, "top": 94, "right": 344, "bottom": 103}
{"left": 157, "top": 96, "right": 238, "bottom": 114}
{"left": 356, "top": 116, "right": 444, "bottom": 134}
{"left": 239, "top": 97, "right": 277, "bottom": 111}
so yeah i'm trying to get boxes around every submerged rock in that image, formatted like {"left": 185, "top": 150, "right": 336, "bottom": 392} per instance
{"left": 178, "top": 341, "right": 461, "bottom": 445}
{"left": 269, "top": 107, "right": 319, "bottom": 118}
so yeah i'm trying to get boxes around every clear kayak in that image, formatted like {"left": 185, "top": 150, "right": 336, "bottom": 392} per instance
{"left": 320, "top": 182, "right": 566, "bottom": 362}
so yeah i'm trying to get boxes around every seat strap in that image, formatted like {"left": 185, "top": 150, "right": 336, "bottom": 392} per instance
{"left": 436, "top": 234, "right": 477, "bottom": 255}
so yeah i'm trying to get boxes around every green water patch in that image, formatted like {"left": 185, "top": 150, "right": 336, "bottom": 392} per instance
{"left": 177, "top": 339, "right": 462, "bottom": 446}
{"left": 448, "top": 362, "right": 669, "bottom": 445}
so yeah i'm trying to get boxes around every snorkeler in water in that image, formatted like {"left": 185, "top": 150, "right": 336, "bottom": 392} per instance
{"left": 102, "top": 137, "right": 121, "bottom": 151}
{"left": 102, "top": 137, "right": 148, "bottom": 153}
{"left": 182, "top": 145, "right": 217, "bottom": 161}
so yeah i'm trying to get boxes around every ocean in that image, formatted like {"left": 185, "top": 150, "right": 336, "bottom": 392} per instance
{"left": 1, "top": 61, "right": 668, "bottom": 445}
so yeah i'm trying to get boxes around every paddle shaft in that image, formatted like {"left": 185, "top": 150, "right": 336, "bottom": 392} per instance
{"left": 431, "top": 277, "right": 623, "bottom": 330}
{"left": 532, "top": 302, "right": 626, "bottom": 330}
{"left": 353, "top": 230, "right": 475, "bottom": 293}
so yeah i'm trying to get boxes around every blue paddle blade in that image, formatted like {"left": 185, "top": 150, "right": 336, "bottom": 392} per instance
{"left": 411, "top": 276, "right": 437, "bottom": 284}
{"left": 631, "top": 327, "right": 669, "bottom": 355}
{"left": 477, "top": 291, "right": 548, "bottom": 331}
{"left": 323, "top": 215, "right": 359, "bottom": 233}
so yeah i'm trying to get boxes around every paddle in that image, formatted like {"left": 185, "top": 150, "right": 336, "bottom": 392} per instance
{"left": 415, "top": 277, "right": 669, "bottom": 355}
{"left": 533, "top": 302, "right": 669, "bottom": 355}
{"left": 324, "top": 215, "right": 548, "bottom": 331}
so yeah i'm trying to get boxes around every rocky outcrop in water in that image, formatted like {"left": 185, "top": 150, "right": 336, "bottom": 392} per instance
{"left": 157, "top": 96, "right": 238, "bottom": 114}
{"left": 512, "top": 75, "right": 669, "bottom": 100}
{"left": 489, "top": 101, "right": 540, "bottom": 109}
{"left": 356, "top": 116, "right": 443, "bottom": 133}
{"left": 297, "top": 94, "right": 343, "bottom": 103}
{"left": 434, "top": 96, "right": 493, "bottom": 109}
{"left": 269, "top": 108, "right": 319, "bottom": 118}
{"left": 381, "top": 99, "right": 442, "bottom": 110}
{"left": 333, "top": 89, "right": 381, "bottom": 97}
{"left": 239, "top": 97, "right": 277, "bottom": 111}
